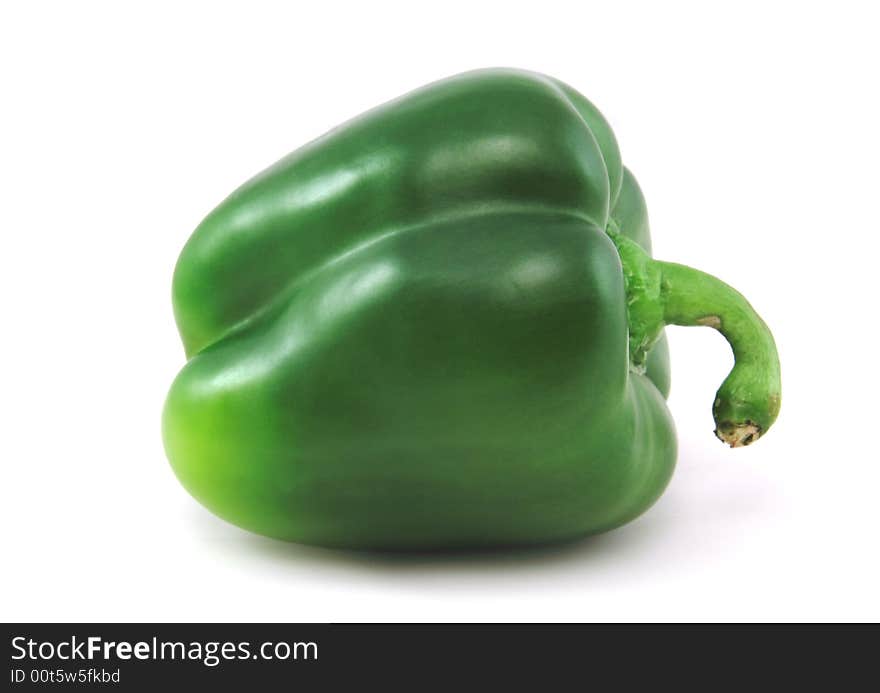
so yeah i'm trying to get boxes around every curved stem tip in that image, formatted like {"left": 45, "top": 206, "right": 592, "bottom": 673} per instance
{"left": 609, "top": 230, "right": 781, "bottom": 447}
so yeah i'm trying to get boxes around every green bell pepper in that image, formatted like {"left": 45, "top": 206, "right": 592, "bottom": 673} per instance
{"left": 163, "top": 69, "right": 781, "bottom": 549}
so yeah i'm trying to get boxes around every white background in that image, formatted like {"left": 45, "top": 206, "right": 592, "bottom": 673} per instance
{"left": 2, "top": 1, "right": 878, "bottom": 622}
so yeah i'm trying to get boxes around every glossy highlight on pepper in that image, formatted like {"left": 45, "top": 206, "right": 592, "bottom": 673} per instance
{"left": 163, "top": 69, "right": 781, "bottom": 549}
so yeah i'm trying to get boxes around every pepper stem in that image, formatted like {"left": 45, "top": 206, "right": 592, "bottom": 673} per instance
{"left": 608, "top": 230, "right": 781, "bottom": 447}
